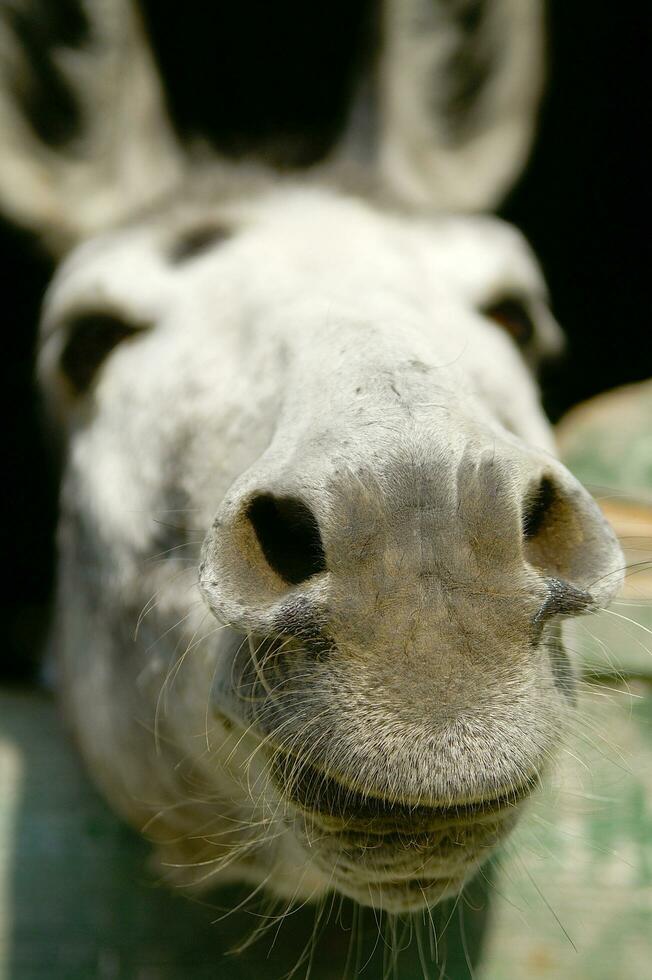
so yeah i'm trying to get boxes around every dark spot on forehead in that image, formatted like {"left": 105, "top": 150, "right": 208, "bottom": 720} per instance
{"left": 169, "top": 224, "right": 232, "bottom": 263}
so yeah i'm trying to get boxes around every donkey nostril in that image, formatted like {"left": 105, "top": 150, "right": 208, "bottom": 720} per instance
{"left": 519, "top": 465, "right": 621, "bottom": 608}
{"left": 246, "top": 493, "right": 327, "bottom": 585}
{"left": 522, "top": 475, "right": 556, "bottom": 539}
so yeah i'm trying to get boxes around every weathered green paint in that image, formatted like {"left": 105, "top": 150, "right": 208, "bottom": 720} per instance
{"left": 0, "top": 689, "right": 491, "bottom": 980}
{"left": 482, "top": 677, "right": 652, "bottom": 980}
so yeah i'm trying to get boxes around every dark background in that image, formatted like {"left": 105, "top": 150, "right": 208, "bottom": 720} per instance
{"left": 2, "top": 0, "right": 651, "bottom": 681}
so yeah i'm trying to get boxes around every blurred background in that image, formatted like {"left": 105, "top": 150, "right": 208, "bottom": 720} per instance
{"left": 2, "top": 0, "right": 650, "bottom": 682}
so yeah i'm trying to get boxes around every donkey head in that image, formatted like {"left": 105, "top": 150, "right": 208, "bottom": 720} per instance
{"left": 1, "top": 1, "right": 622, "bottom": 913}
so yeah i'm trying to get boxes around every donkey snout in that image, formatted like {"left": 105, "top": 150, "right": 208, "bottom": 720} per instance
{"left": 199, "top": 439, "right": 623, "bottom": 640}
{"left": 199, "top": 438, "right": 624, "bottom": 804}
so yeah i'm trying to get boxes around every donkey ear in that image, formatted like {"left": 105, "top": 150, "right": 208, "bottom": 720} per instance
{"left": 0, "top": 0, "right": 183, "bottom": 252}
{"left": 341, "top": 0, "right": 544, "bottom": 212}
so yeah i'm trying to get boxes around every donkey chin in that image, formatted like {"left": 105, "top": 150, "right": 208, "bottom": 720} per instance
{"left": 284, "top": 779, "right": 528, "bottom": 914}
{"left": 267, "top": 736, "right": 538, "bottom": 914}
{"left": 205, "top": 615, "right": 567, "bottom": 915}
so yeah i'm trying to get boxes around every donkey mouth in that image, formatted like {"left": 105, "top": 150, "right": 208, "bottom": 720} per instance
{"left": 272, "top": 751, "right": 535, "bottom": 911}
{"left": 288, "top": 777, "right": 523, "bottom": 912}
{"left": 272, "top": 751, "right": 538, "bottom": 833}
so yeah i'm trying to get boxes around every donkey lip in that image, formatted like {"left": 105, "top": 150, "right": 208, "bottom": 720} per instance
{"left": 272, "top": 751, "right": 537, "bottom": 830}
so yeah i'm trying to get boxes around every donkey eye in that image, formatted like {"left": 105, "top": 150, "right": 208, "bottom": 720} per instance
{"left": 482, "top": 296, "right": 536, "bottom": 348}
{"left": 60, "top": 312, "right": 144, "bottom": 394}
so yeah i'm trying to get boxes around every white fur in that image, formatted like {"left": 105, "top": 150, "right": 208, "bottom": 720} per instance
{"left": 40, "top": 183, "right": 622, "bottom": 911}
{"left": 0, "top": 1, "right": 623, "bottom": 915}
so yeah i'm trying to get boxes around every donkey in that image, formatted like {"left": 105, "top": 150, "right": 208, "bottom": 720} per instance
{"left": 1, "top": 0, "right": 622, "bottom": 916}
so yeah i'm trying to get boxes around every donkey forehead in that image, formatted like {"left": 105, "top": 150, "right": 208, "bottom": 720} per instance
{"left": 42, "top": 188, "right": 545, "bottom": 329}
